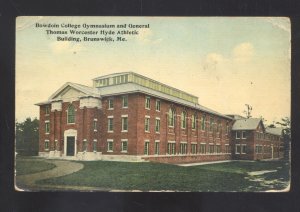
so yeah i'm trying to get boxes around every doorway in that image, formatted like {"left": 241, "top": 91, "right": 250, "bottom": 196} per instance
{"left": 66, "top": 136, "right": 75, "bottom": 156}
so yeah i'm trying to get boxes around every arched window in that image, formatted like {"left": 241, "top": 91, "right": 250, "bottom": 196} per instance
{"left": 67, "top": 104, "right": 75, "bottom": 124}
{"left": 168, "top": 108, "right": 175, "bottom": 127}
{"left": 181, "top": 111, "right": 186, "bottom": 129}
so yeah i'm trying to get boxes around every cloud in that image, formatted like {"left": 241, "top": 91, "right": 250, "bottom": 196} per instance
{"left": 49, "top": 41, "right": 84, "bottom": 54}
{"left": 202, "top": 53, "right": 226, "bottom": 71}
{"left": 232, "top": 42, "right": 254, "bottom": 62}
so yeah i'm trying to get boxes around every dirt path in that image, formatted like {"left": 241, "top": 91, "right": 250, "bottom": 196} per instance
{"left": 16, "top": 160, "right": 84, "bottom": 191}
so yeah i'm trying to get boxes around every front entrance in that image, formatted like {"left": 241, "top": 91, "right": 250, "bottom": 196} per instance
{"left": 66, "top": 136, "right": 75, "bottom": 156}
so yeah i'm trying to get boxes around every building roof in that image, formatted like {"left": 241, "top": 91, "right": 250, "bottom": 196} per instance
{"left": 98, "top": 83, "right": 232, "bottom": 119}
{"left": 266, "top": 127, "right": 283, "bottom": 136}
{"left": 48, "top": 82, "right": 100, "bottom": 100}
{"left": 232, "top": 118, "right": 262, "bottom": 130}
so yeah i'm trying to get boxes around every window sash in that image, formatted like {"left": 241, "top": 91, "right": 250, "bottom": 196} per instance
{"left": 45, "top": 141, "right": 49, "bottom": 150}
{"left": 45, "top": 122, "right": 50, "bottom": 133}
{"left": 192, "top": 115, "right": 196, "bottom": 129}
{"left": 67, "top": 105, "right": 75, "bottom": 124}
{"left": 145, "top": 118, "right": 150, "bottom": 132}
{"left": 107, "top": 142, "right": 113, "bottom": 151}
{"left": 144, "top": 142, "right": 149, "bottom": 155}
{"left": 122, "top": 96, "right": 128, "bottom": 108}
{"left": 155, "top": 142, "right": 159, "bottom": 155}
{"left": 108, "top": 99, "right": 114, "bottom": 109}
{"left": 122, "top": 117, "right": 128, "bottom": 131}
{"left": 155, "top": 119, "right": 160, "bottom": 132}
{"left": 155, "top": 100, "right": 160, "bottom": 111}
{"left": 122, "top": 141, "right": 128, "bottom": 152}
{"left": 145, "top": 97, "right": 151, "bottom": 109}
{"left": 108, "top": 118, "right": 114, "bottom": 131}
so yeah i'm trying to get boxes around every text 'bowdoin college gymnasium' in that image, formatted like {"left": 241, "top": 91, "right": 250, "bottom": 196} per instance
{"left": 36, "top": 72, "right": 284, "bottom": 163}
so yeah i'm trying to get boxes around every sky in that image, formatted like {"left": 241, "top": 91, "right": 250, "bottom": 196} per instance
{"left": 16, "top": 17, "right": 291, "bottom": 125}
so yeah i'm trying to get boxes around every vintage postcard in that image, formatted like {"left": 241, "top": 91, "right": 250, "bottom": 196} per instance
{"left": 15, "top": 16, "right": 291, "bottom": 192}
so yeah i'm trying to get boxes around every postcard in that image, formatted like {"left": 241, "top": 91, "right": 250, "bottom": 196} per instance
{"left": 15, "top": 16, "right": 291, "bottom": 192}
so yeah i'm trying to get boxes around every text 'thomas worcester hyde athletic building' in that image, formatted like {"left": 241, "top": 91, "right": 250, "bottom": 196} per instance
{"left": 36, "top": 72, "right": 284, "bottom": 163}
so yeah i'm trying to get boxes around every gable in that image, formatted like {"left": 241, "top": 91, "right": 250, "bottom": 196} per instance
{"left": 52, "top": 86, "right": 85, "bottom": 101}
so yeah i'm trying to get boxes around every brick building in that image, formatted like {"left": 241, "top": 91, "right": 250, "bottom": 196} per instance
{"left": 36, "top": 72, "right": 283, "bottom": 163}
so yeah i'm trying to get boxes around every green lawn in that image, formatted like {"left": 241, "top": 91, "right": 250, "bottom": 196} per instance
{"left": 36, "top": 159, "right": 290, "bottom": 192}
{"left": 16, "top": 157, "right": 56, "bottom": 175}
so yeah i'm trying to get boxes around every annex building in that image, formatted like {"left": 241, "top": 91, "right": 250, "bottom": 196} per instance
{"left": 36, "top": 72, "right": 284, "bottom": 163}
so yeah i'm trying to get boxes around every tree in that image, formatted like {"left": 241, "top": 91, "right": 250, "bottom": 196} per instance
{"left": 16, "top": 117, "right": 39, "bottom": 156}
{"left": 276, "top": 117, "right": 291, "bottom": 160}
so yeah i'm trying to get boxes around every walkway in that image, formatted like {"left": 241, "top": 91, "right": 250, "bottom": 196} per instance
{"left": 16, "top": 160, "right": 84, "bottom": 191}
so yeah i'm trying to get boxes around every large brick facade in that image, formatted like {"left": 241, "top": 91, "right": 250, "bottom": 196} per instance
{"left": 36, "top": 72, "right": 283, "bottom": 163}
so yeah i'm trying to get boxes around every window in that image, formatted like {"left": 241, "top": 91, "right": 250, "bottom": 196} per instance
{"left": 242, "top": 131, "right": 246, "bottom": 139}
{"left": 45, "top": 121, "right": 50, "bottom": 134}
{"left": 255, "top": 145, "right": 262, "bottom": 153}
{"left": 167, "top": 142, "right": 176, "bottom": 155}
{"left": 155, "top": 141, "right": 160, "bottom": 155}
{"left": 145, "top": 116, "right": 150, "bottom": 132}
{"left": 155, "top": 100, "right": 161, "bottom": 111}
{"left": 209, "top": 118, "right": 214, "bottom": 132}
{"left": 93, "top": 119, "right": 97, "bottom": 131}
{"left": 144, "top": 141, "right": 149, "bottom": 155}
{"left": 200, "top": 144, "right": 206, "bottom": 154}
{"left": 201, "top": 116, "right": 206, "bottom": 130}
{"left": 108, "top": 117, "right": 114, "bottom": 132}
{"left": 181, "top": 111, "right": 186, "bottom": 129}
{"left": 216, "top": 145, "right": 221, "bottom": 153}
{"left": 45, "top": 105, "right": 50, "bottom": 115}
{"left": 93, "top": 140, "right": 97, "bottom": 152}
{"left": 122, "top": 96, "right": 128, "bottom": 108}
{"left": 226, "top": 123, "right": 229, "bottom": 134}
{"left": 108, "top": 98, "right": 114, "bottom": 109}
{"left": 107, "top": 140, "right": 113, "bottom": 152}
{"left": 44, "top": 140, "right": 49, "bottom": 150}
{"left": 180, "top": 143, "right": 187, "bottom": 154}
{"left": 236, "top": 131, "right": 241, "bottom": 139}
{"left": 155, "top": 118, "right": 160, "bottom": 133}
{"left": 145, "top": 96, "right": 151, "bottom": 109}
{"left": 67, "top": 104, "right": 75, "bottom": 124}
{"left": 168, "top": 108, "right": 175, "bottom": 127}
{"left": 241, "top": 144, "right": 246, "bottom": 154}
{"left": 235, "top": 144, "right": 241, "bottom": 154}
{"left": 83, "top": 140, "right": 87, "bottom": 152}
{"left": 192, "top": 114, "right": 196, "bottom": 129}
{"left": 122, "top": 116, "right": 128, "bottom": 132}
{"left": 191, "top": 144, "right": 197, "bottom": 154}
{"left": 209, "top": 144, "right": 214, "bottom": 154}
{"left": 225, "top": 144, "right": 230, "bottom": 153}
{"left": 121, "top": 139, "right": 128, "bottom": 152}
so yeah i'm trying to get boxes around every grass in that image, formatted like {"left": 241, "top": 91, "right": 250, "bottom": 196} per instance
{"left": 16, "top": 157, "right": 56, "bottom": 176}
{"left": 35, "top": 159, "right": 290, "bottom": 192}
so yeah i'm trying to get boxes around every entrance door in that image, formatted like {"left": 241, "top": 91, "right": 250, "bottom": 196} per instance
{"left": 66, "top": 136, "right": 75, "bottom": 156}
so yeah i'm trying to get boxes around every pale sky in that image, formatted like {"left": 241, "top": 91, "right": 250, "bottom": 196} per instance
{"left": 16, "top": 17, "right": 291, "bottom": 125}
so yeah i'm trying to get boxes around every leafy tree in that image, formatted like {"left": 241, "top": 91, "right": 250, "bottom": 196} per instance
{"left": 16, "top": 117, "right": 39, "bottom": 155}
{"left": 276, "top": 117, "right": 291, "bottom": 160}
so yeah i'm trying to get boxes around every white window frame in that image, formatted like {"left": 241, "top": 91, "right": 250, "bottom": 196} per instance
{"left": 145, "top": 116, "right": 150, "bottom": 132}
{"left": 144, "top": 140, "right": 150, "bottom": 155}
{"left": 108, "top": 98, "right": 114, "bottom": 110}
{"left": 181, "top": 111, "right": 186, "bottom": 129}
{"left": 155, "top": 99, "right": 161, "bottom": 112}
{"left": 45, "top": 105, "right": 50, "bottom": 115}
{"left": 242, "top": 131, "right": 246, "bottom": 139}
{"left": 191, "top": 143, "right": 197, "bottom": 154}
{"left": 121, "top": 139, "right": 128, "bottom": 153}
{"left": 155, "top": 117, "right": 160, "bottom": 133}
{"left": 154, "top": 140, "right": 160, "bottom": 155}
{"left": 107, "top": 139, "right": 113, "bottom": 152}
{"left": 180, "top": 142, "right": 187, "bottom": 155}
{"left": 93, "top": 139, "right": 97, "bottom": 152}
{"left": 121, "top": 115, "right": 128, "bottom": 132}
{"left": 235, "top": 144, "right": 241, "bottom": 154}
{"left": 108, "top": 116, "right": 114, "bottom": 132}
{"left": 241, "top": 144, "right": 246, "bottom": 154}
{"left": 44, "top": 140, "right": 49, "bottom": 151}
{"left": 145, "top": 96, "right": 151, "bottom": 110}
{"left": 236, "top": 131, "right": 241, "bottom": 139}
{"left": 45, "top": 120, "right": 50, "bottom": 134}
{"left": 93, "top": 118, "right": 97, "bottom": 132}
{"left": 192, "top": 114, "right": 196, "bottom": 130}
{"left": 122, "top": 95, "right": 128, "bottom": 108}
{"left": 167, "top": 141, "right": 176, "bottom": 155}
